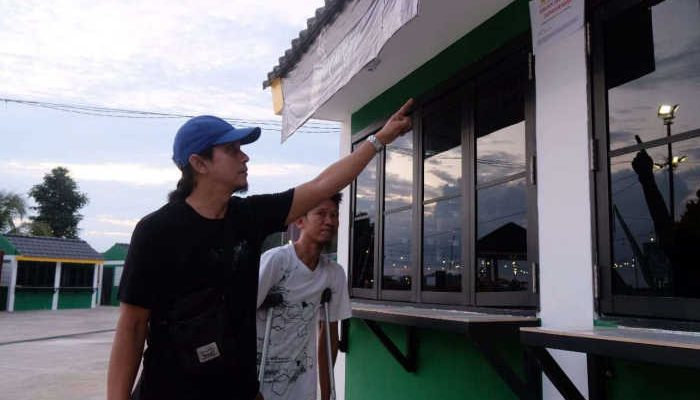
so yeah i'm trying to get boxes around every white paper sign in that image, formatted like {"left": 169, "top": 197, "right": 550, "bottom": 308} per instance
{"left": 530, "top": 0, "right": 585, "bottom": 54}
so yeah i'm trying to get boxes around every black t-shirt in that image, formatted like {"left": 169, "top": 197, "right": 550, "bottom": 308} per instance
{"left": 119, "top": 189, "right": 294, "bottom": 400}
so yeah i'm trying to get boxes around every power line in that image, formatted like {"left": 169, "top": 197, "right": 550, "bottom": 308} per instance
{"left": 0, "top": 97, "right": 341, "bottom": 134}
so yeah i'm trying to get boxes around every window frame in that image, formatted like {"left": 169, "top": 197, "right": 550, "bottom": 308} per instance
{"left": 349, "top": 37, "right": 539, "bottom": 309}
{"left": 592, "top": 0, "right": 700, "bottom": 321}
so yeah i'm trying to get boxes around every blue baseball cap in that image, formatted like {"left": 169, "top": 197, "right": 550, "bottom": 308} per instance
{"left": 172, "top": 115, "right": 261, "bottom": 168}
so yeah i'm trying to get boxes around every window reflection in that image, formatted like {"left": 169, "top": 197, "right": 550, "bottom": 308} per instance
{"left": 352, "top": 157, "right": 377, "bottom": 289}
{"left": 352, "top": 218, "right": 375, "bottom": 289}
{"left": 385, "top": 132, "right": 413, "bottom": 209}
{"left": 605, "top": 0, "right": 700, "bottom": 298}
{"left": 383, "top": 131, "right": 414, "bottom": 291}
{"left": 355, "top": 156, "right": 377, "bottom": 218}
{"left": 383, "top": 210, "right": 412, "bottom": 290}
{"left": 476, "top": 122, "right": 526, "bottom": 184}
{"left": 607, "top": 0, "right": 700, "bottom": 149}
{"left": 611, "top": 138, "right": 700, "bottom": 297}
{"left": 423, "top": 98, "right": 461, "bottom": 200}
{"left": 476, "top": 179, "right": 529, "bottom": 292}
{"left": 423, "top": 197, "right": 462, "bottom": 291}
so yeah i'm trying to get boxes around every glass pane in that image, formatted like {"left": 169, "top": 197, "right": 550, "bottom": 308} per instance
{"left": 385, "top": 132, "right": 413, "bottom": 210}
{"left": 382, "top": 209, "right": 412, "bottom": 291}
{"left": 352, "top": 218, "right": 375, "bottom": 289}
{"left": 352, "top": 151, "right": 377, "bottom": 290}
{"left": 355, "top": 156, "right": 377, "bottom": 218}
{"left": 476, "top": 179, "right": 529, "bottom": 292}
{"left": 476, "top": 121, "right": 526, "bottom": 185}
{"left": 423, "top": 98, "right": 462, "bottom": 200}
{"left": 423, "top": 197, "right": 462, "bottom": 292}
{"left": 611, "top": 137, "right": 700, "bottom": 297}
{"left": 607, "top": 0, "right": 700, "bottom": 150}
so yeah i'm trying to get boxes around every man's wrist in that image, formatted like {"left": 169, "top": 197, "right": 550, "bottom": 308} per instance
{"left": 366, "top": 134, "right": 385, "bottom": 153}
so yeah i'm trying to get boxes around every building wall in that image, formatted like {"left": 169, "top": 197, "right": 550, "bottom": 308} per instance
{"left": 534, "top": 22, "right": 593, "bottom": 400}
{"left": 57, "top": 288, "right": 94, "bottom": 309}
{"left": 345, "top": 319, "right": 523, "bottom": 400}
{"left": 341, "top": 0, "right": 700, "bottom": 399}
{"left": 344, "top": 2, "right": 531, "bottom": 399}
{"left": 13, "top": 289, "right": 53, "bottom": 311}
{"left": 351, "top": 0, "right": 530, "bottom": 134}
{"left": 606, "top": 360, "right": 700, "bottom": 399}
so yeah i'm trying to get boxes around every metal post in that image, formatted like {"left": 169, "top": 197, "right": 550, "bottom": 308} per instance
{"left": 321, "top": 288, "right": 336, "bottom": 400}
{"left": 666, "top": 122, "right": 675, "bottom": 221}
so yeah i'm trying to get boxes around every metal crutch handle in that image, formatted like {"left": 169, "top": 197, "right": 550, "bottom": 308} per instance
{"left": 321, "top": 288, "right": 336, "bottom": 400}
{"left": 259, "top": 293, "right": 283, "bottom": 384}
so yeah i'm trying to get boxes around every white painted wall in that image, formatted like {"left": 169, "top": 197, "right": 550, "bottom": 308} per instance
{"left": 534, "top": 28, "right": 595, "bottom": 399}
{"left": 334, "top": 119, "right": 353, "bottom": 400}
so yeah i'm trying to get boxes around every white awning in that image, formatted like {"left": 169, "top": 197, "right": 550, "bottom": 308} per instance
{"left": 280, "top": 0, "right": 419, "bottom": 141}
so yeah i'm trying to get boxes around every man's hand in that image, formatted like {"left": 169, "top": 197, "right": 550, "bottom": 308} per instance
{"left": 375, "top": 98, "right": 414, "bottom": 145}
{"left": 632, "top": 149, "right": 655, "bottom": 181}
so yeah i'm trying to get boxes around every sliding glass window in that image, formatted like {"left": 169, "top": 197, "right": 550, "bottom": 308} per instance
{"left": 593, "top": 0, "right": 700, "bottom": 320}
{"left": 382, "top": 132, "right": 414, "bottom": 295}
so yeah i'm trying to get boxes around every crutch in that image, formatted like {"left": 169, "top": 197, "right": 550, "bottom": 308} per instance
{"left": 258, "top": 293, "right": 283, "bottom": 384}
{"left": 320, "top": 288, "right": 336, "bottom": 400}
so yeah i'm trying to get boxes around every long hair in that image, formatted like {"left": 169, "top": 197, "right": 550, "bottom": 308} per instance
{"left": 168, "top": 147, "right": 213, "bottom": 203}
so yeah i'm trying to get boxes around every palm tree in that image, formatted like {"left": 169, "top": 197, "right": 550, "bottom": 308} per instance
{"left": 0, "top": 190, "right": 28, "bottom": 234}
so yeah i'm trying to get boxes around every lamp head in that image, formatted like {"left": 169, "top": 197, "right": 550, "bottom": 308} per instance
{"left": 657, "top": 104, "right": 679, "bottom": 124}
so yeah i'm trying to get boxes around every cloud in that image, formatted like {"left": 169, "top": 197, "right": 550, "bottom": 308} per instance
{"left": 0, "top": 0, "right": 326, "bottom": 118}
{"left": 85, "top": 230, "right": 132, "bottom": 237}
{"left": 1, "top": 159, "right": 324, "bottom": 187}
{"left": 0, "top": 160, "right": 178, "bottom": 186}
{"left": 95, "top": 215, "right": 140, "bottom": 228}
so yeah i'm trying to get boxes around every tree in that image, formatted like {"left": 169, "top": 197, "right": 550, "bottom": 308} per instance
{"left": 29, "top": 167, "right": 88, "bottom": 238}
{"left": 0, "top": 190, "right": 27, "bottom": 233}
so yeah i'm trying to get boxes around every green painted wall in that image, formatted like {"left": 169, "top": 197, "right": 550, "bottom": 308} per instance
{"left": 57, "top": 289, "right": 93, "bottom": 309}
{"left": 0, "top": 235, "right": 18, "bottom": 255}
{"left": 110, "top": 286, "right": 119, "bottom": 306}
{"left": 351, "top": 0, "right": 530, "bottom": 134}
{"left": 13, "top": 289, "right": 53, "bottom": 311}
{"left": 607, "top": 359, "right": 700, "bottom": 399}
{"left": 103, "top": 243, "right": 128, "bottom": 261}
{"left": 346, "top": 319, "right": 523, "bottom": 400}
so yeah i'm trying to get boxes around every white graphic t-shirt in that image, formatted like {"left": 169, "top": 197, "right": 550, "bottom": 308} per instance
{"left": 256, "top": 244, "right": 352, "bottom": 400}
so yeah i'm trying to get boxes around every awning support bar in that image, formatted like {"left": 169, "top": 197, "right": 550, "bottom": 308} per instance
{"left": 472, "top": 329, "right": 540, "bottom": 400}
{"left": 362, "top": 319, "right": 418, "bottom": 372}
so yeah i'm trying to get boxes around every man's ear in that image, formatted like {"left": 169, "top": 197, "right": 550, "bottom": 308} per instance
{"left": 189, "top": 154, "right": 209, "bottom": 174}
{"left": 294, "top": 217, "right": 306, "bottom": 230}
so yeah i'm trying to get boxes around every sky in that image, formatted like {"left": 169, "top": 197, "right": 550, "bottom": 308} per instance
{"left": 0, "top": 0, "right": 340, "bottom": 252}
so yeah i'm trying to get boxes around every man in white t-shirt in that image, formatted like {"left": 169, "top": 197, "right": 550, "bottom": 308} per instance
{"left": 256, "top": 193, "right": 351, "bottom": 400}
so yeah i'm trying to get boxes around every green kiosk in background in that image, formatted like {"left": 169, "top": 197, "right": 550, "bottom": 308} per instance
{"left": 0, "top": 234, "right": 102, "bottom": 311}
{"left": 101, "top": 243, "right": 128, "bottom": 306}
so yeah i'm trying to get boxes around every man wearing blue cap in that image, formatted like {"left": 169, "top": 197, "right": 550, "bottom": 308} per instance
{"left": 107, "top": 98, "right": 413, "bottom": 400}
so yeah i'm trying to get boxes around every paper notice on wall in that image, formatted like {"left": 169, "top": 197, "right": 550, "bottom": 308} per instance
{"left": 530, "top": 0, "right": 584, "bottom": 54}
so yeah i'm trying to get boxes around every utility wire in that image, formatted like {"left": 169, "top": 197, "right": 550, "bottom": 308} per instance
{"left": 0, "top": 97, "right": 341, "bottom": 134}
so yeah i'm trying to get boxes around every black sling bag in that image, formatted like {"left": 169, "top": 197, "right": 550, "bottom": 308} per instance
{"left": 156, "top": 220, "right": 252, "bottom": 376}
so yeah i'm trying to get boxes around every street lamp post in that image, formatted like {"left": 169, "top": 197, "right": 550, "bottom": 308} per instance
{"left": 657, "top": 104, "right": 679, "bottom": 221}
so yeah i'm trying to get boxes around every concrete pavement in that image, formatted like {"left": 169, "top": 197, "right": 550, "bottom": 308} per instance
{"left": 0, "top": 307, "right": 120, "bottom": 400}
